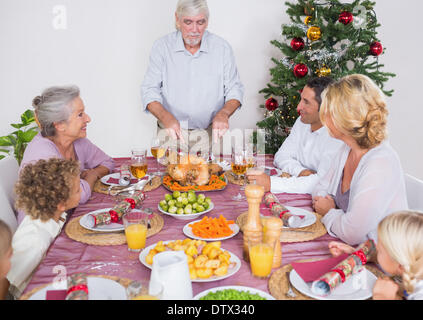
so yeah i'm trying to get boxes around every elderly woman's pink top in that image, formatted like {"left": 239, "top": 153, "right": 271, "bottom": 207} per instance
{"left": 17, "top": 133, "right": 114, "bottom": 224}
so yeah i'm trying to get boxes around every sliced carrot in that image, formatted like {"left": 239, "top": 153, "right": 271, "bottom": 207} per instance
{"left": 190, "top": 215, "right": 234, "bottom": 238}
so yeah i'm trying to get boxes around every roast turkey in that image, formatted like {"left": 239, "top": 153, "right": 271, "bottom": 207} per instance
{"left": 167, "top": 154, "right": 210, "bottom": 186}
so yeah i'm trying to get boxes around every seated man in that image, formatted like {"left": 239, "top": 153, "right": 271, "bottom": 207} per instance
{"left": 247, "top": 77, "right": 343, "bottom": 194}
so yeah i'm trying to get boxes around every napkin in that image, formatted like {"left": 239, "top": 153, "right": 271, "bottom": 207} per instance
{"left": 291, "top": 254, "right": 349, "bottom": 282}
{"left": 46, "top": 290, "right": 67, "bottom": 300}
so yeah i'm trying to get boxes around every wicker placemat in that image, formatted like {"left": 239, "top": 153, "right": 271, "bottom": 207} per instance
{"left": 268, "top": 262, "right": 386, "bottom": 300}
{"left": 236, "top": 211, "right": 327, "bottom": 243}
{"left": 64, "top": 213, "right": 164, "bottom": 246}
{"left": 93, "top": 176, "right": 162, "bottom": 195}
{"left": 20, "top": 275, "right": 134, "bottom": 300}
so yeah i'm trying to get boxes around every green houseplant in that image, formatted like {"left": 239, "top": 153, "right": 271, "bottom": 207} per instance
{"left": 0, "top": 109, "right": 39, "bottom": 164}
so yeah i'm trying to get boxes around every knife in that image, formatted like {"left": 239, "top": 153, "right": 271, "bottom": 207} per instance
{"left": 84, "top": 230, "right": 125, "bottom": 236}
{"left": 283, "top": 229, "right": 314, "bottom": 234}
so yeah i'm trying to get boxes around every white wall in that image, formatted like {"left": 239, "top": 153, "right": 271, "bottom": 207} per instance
{"left": 0, "top": 0, "right": 422, "bottom": 179}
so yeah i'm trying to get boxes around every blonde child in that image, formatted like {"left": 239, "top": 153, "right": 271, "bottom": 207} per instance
{"left": 0, "top": 220, "right": 13, "bottom": 299}
{"left": 6, "top": 158, "right": 81, "bottom": 298}
{"left": 328, "top": 210, "right": 423, "bottom": 300}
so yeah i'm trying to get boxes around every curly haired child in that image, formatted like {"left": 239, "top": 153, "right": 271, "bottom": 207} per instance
{"left": 328, "top": 210, "right": 423, "bottom": 300}
{"left": 6, "top": 158, "right": 81, "bottom": 298}
{"left": 0, "top": 220, "right": 12, "bottom": 299}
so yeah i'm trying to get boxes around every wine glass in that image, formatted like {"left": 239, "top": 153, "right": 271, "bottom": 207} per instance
{"left": 150, "top": 137, "right": 166, "bottom": 176}
{"left": 231, "top": 146, "right": 247, "bottom": 201}
{"left": 130, "top": 148, "right": 148, "bottom": 182}
{"left": 242, "top": 144, "right": 256, "bottom": 189}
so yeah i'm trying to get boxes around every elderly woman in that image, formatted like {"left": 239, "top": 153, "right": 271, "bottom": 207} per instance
{"left": 17, "top": 85, "right": 114, "bottom": 223}
{"left": 312, "top": 74, "right": 408, "bottom": 245}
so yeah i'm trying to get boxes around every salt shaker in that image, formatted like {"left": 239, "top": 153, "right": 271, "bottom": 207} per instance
{"left": 243, "top": 184, "right": 264, "bottom": 261}
{"left": 264, "top": 216, "right": 282, "bottom": 268}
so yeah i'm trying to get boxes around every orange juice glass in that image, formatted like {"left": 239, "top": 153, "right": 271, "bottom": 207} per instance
{"left": 249, "top": 240, "right": 275, "bottom": 279}
{"left": 123, "top": 211, "right": 148, "bottom": 252}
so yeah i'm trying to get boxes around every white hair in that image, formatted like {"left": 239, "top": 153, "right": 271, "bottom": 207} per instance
{"left": 32, "top": 85, "right": 80, "bottom": 137}
{"left": 175, "top": 0, "right": 209, "bottom": 29}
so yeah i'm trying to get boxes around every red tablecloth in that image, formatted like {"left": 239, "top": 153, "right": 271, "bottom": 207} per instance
{"left": 22, "top": 156, "right": 338, "bottom": 298}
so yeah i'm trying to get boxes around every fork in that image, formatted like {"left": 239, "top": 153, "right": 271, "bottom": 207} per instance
{"left": 286, "top": 271, "right": 297, "bottom": 298}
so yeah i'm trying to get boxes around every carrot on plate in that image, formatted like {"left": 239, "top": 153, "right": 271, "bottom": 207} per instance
{"left": 189, "top": 215, "right": 235, "bottom": 238}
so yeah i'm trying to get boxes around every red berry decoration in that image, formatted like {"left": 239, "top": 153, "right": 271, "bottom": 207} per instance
{"left": 290, "top": 37, "right": 305, "bottom": 51}
{"left": 369, "top": 41, "right": 383, "bottom": 56}
{"left": 338, "top": 11, "right": 353, "bottom": 25}
{"left": 265, "top": 97, "right": 278, "bottom": 111}
{"left": 293, "top": 63, "right": 308, "bottom": 78}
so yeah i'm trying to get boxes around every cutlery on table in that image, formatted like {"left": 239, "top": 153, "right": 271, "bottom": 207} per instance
{"left": 285, "top": 271, "right": 297, "bottom": 298}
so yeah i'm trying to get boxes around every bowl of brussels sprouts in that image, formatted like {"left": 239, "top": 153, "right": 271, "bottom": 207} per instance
{"left": 157, "top": 190, "right": 214, "bottom": 220}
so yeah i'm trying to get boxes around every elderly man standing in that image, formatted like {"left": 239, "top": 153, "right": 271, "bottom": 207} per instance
{"left": 247, "top": 77, "right": 343, "bottom": 194}
{"left": 141, "top": 0, "right": 244, "bottom": 156}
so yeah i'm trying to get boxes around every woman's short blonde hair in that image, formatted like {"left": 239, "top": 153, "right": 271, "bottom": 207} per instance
{"left": 14, "top": 158, "right": 80, "bottom": 222}
{"left": 378, "top": 211, "right": 423, "bottom": 294}
{"left": 320, "top": 74, "right": 388, "bottom": 149}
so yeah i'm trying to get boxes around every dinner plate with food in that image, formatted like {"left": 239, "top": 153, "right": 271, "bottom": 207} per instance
{"left": 139, "top": 239, "right": 241, "bottom": 282}
{"left": 193, "top": 286, "right": 275, "bottom": 300}
{"left": 182, "top": 215, "right": 240, "bottom": 241}
{"left": 162, "top": 154, "right": 227, "bottom": 192}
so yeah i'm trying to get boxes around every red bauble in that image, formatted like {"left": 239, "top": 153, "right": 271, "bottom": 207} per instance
{"left": 293, "top": 64, "right": 308, "bottom": 78}
{"left": 265, "top": 97, "right": 278, "bottom": 111}
{"left": 290, "top": 37, "right": 305, "bottom": 51}
{"left": 369, "top": 41, "right": 383, "bottom": 56}
{"left": 338, "top": 11, "right": 353, "bottom": 25}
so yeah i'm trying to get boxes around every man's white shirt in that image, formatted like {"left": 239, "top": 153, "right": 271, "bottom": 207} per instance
{"left": 271, "top": 118, "right": 344, "bottom": 194}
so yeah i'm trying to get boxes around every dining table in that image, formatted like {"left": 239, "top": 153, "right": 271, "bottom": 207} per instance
{"left": 21, "top": 155, "right": 343, "bottom": 299}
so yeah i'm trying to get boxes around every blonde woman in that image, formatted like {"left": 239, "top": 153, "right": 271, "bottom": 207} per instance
{"left": 312, "top": 74, "right": 408, "bottom": 245}
{"left": 329, "top": 211, "right": 423, "bottom": 300}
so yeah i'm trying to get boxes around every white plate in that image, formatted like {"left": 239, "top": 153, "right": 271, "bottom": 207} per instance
{"left": 157, "top": 202, "right": 214, "bottom": 221}
{"left": 289, "top": 268, "right": 377, "bottom": 300}
{"left": 283, "top": 206, "right": 316, "bottom": 229}
{"left": 262, "top": 206, "right": 316, "bottom": 229}
{"left": 139, "top": 240, "right": 241, "bottom": 283}
{"left": 193, "top": 285, "right": 275, "bottom": 300}
{"left": 182, "top": 219, "right": 240, "bottom": 241}
{"left": 100, "top": 172, "right": 150, "bottom": 187}
{"left": 28, "top": 277, "right": 127, "bottom": 300}
{"left": 79, "top": 208, "right": 124, "bottom": 232}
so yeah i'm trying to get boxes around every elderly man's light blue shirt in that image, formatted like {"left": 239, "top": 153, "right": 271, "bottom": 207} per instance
{"left": 141, "top": 30, "right": 244, "bottom": 129}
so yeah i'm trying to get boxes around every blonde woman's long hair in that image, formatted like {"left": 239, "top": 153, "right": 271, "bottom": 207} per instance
{"left": 320, "top": 74, "right": 388, "bottom": 149}
{"left": 378, "top": 211, "right": 423, "bottom": 294}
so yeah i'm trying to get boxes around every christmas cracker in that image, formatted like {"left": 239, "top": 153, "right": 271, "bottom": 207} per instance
{"left": 263, "top": 192, "right": 304, "bottom": 228}
{"left": 86, "top": 191, "right": 146, "bottom": 228}
{"left": 311, "top": 239, "right": 376, "bottom": 296}
{"left": 66, "top": 273, "right": 88, "bottom": 300}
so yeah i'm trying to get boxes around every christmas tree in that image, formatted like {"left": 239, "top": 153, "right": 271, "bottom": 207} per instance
{"left": 256, "top": 0, "right": 395, "bottom": 154}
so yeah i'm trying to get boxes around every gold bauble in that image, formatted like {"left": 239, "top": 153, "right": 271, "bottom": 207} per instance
{"left": 316, "top": 66, "right": 331, "bottom": 77}
{"left": 307, "top": 26, "right": 322, "bottom": 41}
{"left": 304, "top": 16, "right": 313, "bottom": 25}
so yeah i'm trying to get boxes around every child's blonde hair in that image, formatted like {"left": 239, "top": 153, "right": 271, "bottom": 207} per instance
{"left": 0, "top": 220, "right": 12, "bottom": 257}
{"left": 378, "top": 211, "right": 423, "bottom": 294}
